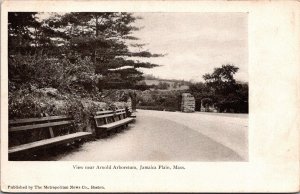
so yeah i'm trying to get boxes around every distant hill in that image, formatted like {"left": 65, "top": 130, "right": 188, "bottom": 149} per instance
{"left": 139, "top": 74, "right": 190, "bottom": 90}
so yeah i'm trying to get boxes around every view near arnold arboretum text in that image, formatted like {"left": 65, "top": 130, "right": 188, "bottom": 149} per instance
{"left": 8, "top": 12, "right": 248, "bottom": 161}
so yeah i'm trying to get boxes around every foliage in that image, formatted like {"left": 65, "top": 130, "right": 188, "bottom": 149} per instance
{"left": 134, "top": 81, "right": 152, "bottom": 91}
{"left": 44, "top": 12, "right": 161, "bottom": 89}
{"left": 189, "top": 64, "right": 248, "bottom": 113}
{"left": 136, "top": 90, "right": 183, "bottom": 111}
{"left": 8, "top": 12, "right": 40, "bottom": 54}
{"left": 8, "top": 87, "right": 108, "bottom": 132}
{"left": 9, "top": 54, "right": 63, "bottom": 90}
{"left": 189, "top": 82, "right": 213, "bottom": 99}
{"left": 8, "top": 53, "right": 101, "bottom": 99}
{"left": 8, "top": 87, "right": 111, "bottom": 148}
{"left": 8, "top": 12, "right": 161, "bottom": 95}
{"left": 201, "top": 98, "right": 213, "bottom": 110}
{"left": 203, "top": 64, "right": 239, "bottom": 96}
{"left": 156, "top": 82, "right": 170, "bottom": 90}
{"left": 7, "top": 12, "right": 160, "bottom": 145}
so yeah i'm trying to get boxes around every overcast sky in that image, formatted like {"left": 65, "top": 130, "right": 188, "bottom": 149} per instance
{"left": 130, "top": 13, "right": 248, "bottom": 82}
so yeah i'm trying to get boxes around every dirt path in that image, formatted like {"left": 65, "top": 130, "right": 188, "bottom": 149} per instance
{"left": 54, "top": 110, "right": 247, "bottom": 161}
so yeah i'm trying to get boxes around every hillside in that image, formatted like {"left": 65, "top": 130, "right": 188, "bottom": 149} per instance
{"left": 140, "top": 75, "right": 190, "bottom": 90}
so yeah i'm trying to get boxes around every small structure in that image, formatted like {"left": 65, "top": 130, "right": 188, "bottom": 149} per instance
{"left": 180, "top": 93, "right": 195, "bottom": 112}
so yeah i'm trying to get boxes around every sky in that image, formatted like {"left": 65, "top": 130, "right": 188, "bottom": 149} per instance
{"left": 130, "top": 13, "right": 248, "bottom": 82}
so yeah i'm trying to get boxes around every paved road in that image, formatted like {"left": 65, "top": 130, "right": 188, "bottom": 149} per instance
{"left": 54, "top": 110, "right": 248, "bottom": 161}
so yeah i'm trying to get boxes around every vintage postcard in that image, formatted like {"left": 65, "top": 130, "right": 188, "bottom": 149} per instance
{"left": 1, "top": 0, "right": 299, "bottom": 193}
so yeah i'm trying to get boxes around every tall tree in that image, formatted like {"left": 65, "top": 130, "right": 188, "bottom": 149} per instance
{"left": 203, "top": 64, "right": 239, "bottom": 95}
{"left": 45, "top": 12, "right": 161, "bottom": 89}
{"left": 8, "top": 12, "right": 39, "bottom": 54}
{"left": 202, "top": 64, "right": 248, "bottom": 113}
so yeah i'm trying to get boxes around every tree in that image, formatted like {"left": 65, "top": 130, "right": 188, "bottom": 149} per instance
{"left": 202, "top": 64, "right": 248, "bottom": 113}
{"left": 8, "top": 12, "right": 67, "bottom": 57}
{"left": 156, "top": 82, "right": 170, "bottom": 90}
{"left": 203, "top": 64, "right": 239, "bottom": 95}
{"left": 45, "top": 12, "right": 161, "bottom": 90}
{"left": 8, "top": 12, "right": 39, "bottom": 54}
{"left": 201, "top": 97, "right": 213, "bottom": 112}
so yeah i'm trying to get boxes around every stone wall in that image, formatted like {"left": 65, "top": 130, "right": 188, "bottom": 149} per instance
{"left": 180, "top": 93, "right": 195, "bottom": 112}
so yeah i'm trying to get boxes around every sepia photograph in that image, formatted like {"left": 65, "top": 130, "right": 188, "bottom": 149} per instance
{"left": 8, "top": 12, "right": 248, "bottom": 162}
{"left": 2, "top": 1, "right": 299, "bottom": 192}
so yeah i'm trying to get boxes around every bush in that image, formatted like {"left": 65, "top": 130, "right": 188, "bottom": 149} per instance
{"left": 136, "top": 90, "right": 183, "bottom": 111}
{"left": 9, "top": 88, "right": 108, "bottom": 129}
{"left": 9, "top": 54, "right": 65, "bottom": 89}
{"left": 9, "top": 54, "right": 101, "bottom": 98}
{"left": 8, "top": 87, "right": 112, "bottom": 147}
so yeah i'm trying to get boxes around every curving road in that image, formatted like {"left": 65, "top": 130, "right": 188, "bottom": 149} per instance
{"left": 53, "top": 109, "right": 248, "bottom": 161}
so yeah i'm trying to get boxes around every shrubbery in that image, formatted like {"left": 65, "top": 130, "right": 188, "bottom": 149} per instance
{"left": 136, "top": 90, "right": 183, "bottom": 111}
{"left": 8, "top": 53, "right": 109, "bottom": 133}
{"left": 9, "top": 86, "right": 107, "bottom": 128}
{"left": 189, "top": 65, "right": 248, "bottom": 113}
{"left": 8, "top": 85, "right": 134, "bottom": 147}
{"left": 9, "top": 54, "right": 101, "bottom": 98}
